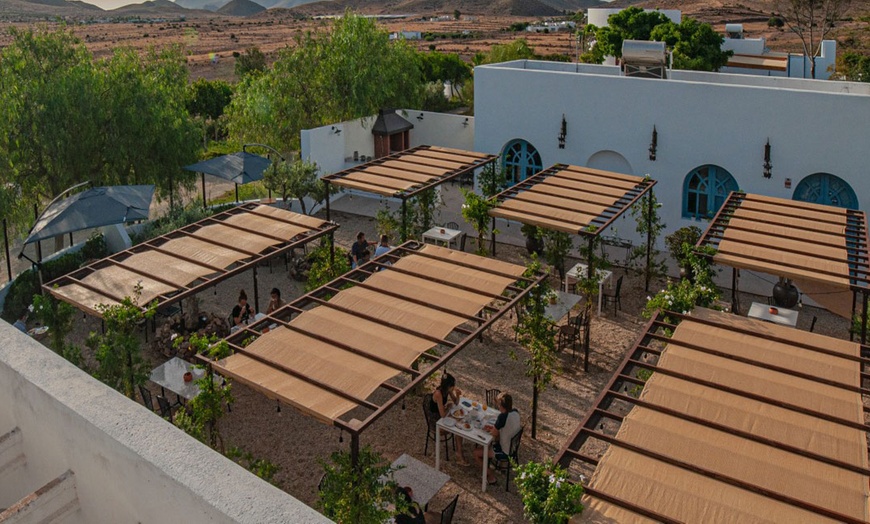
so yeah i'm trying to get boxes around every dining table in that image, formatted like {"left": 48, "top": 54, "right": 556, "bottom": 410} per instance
{"left": 544, "top": 291, "right": 583, "bottom": 323}
{"left": 387, "top": 454, "right": 450, "bottom": 510}
{"left": 747, "top": 301, "right": 799, "bottom": 327}
{"left": 149, "top": 357, "right": 206, "bottom": 403}
{"left": 565, "top": 263, "right": 613, "bottom": 315}
{"left": 435, "top": 397, "right": 500, "bottom": 492}
{"left": 422, "top": 227, "right": 463, "bottom": 249}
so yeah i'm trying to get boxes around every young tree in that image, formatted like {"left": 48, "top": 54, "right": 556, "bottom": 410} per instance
{"left": 514, "top": 257, "right": 558, "bottom": 440}
{"left": 586, "top": 7, "right": 671, "bottom": 61}
{"left": 88, "top": 287, "right": 157, "bottom": 400}
{"left": 318, "top": 446, "right": 406, "bottom": 524}
{"left": 460, "top": 189, "right": 496, "bottom": 256}
{"left": 651, "top": 18, "right": 732, "bottom": 72}
{"left": 774, "top": 0, "right": 853, "bottom": 78}
{"left": 834, "top": 51, "right": 870, "bottom": 82}
{"left": 235, "top": 46, "right": 267, "bottom": 78}
{"left": 263, "top": 156, "right": 321, "bottom": 214}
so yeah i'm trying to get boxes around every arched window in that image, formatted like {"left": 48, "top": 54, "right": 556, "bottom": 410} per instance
{"left": 502, "top": 139, "right": 542, "bottom": 186}
{"left": 682, "top": 165, "right": 738, "bottom": 220}
{"left": 793, "top": 173, "right": 859, "bottom": 210}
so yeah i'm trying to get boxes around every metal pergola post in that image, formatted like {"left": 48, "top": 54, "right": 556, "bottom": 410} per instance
{"left": 253, "top": 266, "right": 260, "bottom": 313}
{"left": 645, "top": 190, "right": 653, "bottom": 292}
{"left": 731, "top": 267, "right": 739, "bottom": 315}
{"left": 3, "top": 219, "right": 11, "bottom": 282}
{"left": 201, "top": 173, "right": 207, "bottom": 210}
{"left": 401, "top": 198, "right": 408, "bottom": 242}
{"left": 491, "top": 216, "right": 497, "bottom": 256}
{"left": 584, "top": 235, "right": 595, "bottom": 372}
{"left": 862, "top": 290, "right": 868, "bottom": 345}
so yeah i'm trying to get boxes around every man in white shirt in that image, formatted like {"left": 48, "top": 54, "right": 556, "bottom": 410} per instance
{"left": 475, "top": 392, "right": 521, "bottom": 484}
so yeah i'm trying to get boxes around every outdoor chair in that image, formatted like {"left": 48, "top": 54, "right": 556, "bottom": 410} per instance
{"left": 444, "top": 221, "right": 459, "bottom": 231}
{"left": 422, "top": 394, "right": 454, "bottom": 460}
{"left": 809, "top": 315, "right": 818, "bottom": 333}
{"left": 485, "top": 389, "right": 501, "bottom": 408}
{"left": 602, "top": 275, "right": 624, "bottom": 315}
{"left": 156, "top": 395, "right": 174, "bottom": 423}
{"left": 424, "top": 494, "right": 458, "bottom": 524}
{"left": 493, "top": 426, "right": 524, "bottom": 492}
{"left": 557, "top": 310, "right": 587, "bottom": 358}
{"left": 139, "top": 385, "right": 155, "bottom": 412}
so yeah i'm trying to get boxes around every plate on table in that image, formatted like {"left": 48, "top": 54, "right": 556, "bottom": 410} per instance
{"left": 28, "top": 326, "right": 49, "bottom": 337}
{"left": 451, "top": 409, "right": 465, "bottom": 419}
{"left": 458, "top": 422, "right": 472, "bottom": 431}
{"left": 442, "top": 418, "right": 456, "bottom": 428}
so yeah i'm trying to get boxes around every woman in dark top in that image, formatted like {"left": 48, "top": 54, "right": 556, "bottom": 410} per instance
{"left": 231, "top": 289, "right": 254, "bottom": 327}
{"left": 430, "top": 373, "right": 469, "bottom": 465}
{"left": 393, "top": 486, "right": 425, "bottom": 524}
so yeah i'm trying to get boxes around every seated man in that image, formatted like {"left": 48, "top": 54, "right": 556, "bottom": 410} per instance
{"left": 474, "top": 392, "right": 521, "bottom": 484}
{"left": 351, "top": 231, "right": 373, "bottom": 268}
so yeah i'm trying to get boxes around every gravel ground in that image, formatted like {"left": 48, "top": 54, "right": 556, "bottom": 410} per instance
{"left": 55, "top": 204, "right": 855, "bottom": 523}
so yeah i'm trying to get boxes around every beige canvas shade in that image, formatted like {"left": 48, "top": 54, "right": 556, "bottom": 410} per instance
{"left": 211, "top": 244, "right": 529, "bottom": 424}
{"left": 323, "top": 145, "right": 496, "bottom": 198}
{"left": 45, "top": 204, "right": 334, "bottom": 316}
{"left": 560, "top": 308, "right": 869, "bottom": 524}
{"left": 489, "top": 164, "right": 653, "bottom": 235}
{"left": 703, "top": 192, "right": 868, "bottom": 319}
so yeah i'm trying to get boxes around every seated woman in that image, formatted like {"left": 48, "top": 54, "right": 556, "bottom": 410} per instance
{"left": 231, "top": 289, "right": 255, "bottom": 327}
{"left": 266, "top": 288, "right": 284, "bottom": 314}
{"left": 474, "top": 392, "right": 521, "bottom": 484}
{"left": 429, "top": 373, "right": 469, "bottom": 466}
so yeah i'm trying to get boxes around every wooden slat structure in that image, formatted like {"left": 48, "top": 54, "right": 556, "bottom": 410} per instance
{"left": 489, "top": 164, "right": 657, "bottom": 369}
{"left": 202, "top": 242, "right": 546, "bottom": 462}
{"left": 489, "top": 164, "right": 655, "bottom": 236}
{"left": 321, "top": 145, "right": 496, "bottom": 243}
{"left": 698, "top": 191, "right": 870, "bottom": 342}
{"left": 44, "top": 204, "right": 338, "bottom": 317}
{"left": 556, "top": 308, "right": 870, "bottom": 523}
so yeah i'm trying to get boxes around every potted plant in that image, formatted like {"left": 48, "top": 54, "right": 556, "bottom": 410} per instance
{"left": 514, "top": 459, "right": 584, "bottom": 524}
{"left": 522, "top": 224, "right": 544, "bottom": 256}
{"left": 664, "top": 226, "right": 702, "bottom": 279}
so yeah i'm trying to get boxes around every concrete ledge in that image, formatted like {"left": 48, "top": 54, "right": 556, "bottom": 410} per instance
{"left": 0, "top": 322, "right": 331, "bottom": 524}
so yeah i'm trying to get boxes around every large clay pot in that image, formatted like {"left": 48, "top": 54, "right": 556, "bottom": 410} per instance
{"left": 772, "top": 279, "right": 799, "bottom": 308}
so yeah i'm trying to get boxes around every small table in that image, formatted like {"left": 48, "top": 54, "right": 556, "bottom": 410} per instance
{"left": 435, "top": 398, "right": 499, "bottom": 492}
{"left": 230, "top": 312, "right": 267, "bottom": 334}
{"left": 747, "top": 302, "right": 799, "bottom": 327}
{"left": 544, "top": 291, "right": 583, "bottom": 323}
{"left": 565, "top": 263, "right": 613, "bottom": 315}
{"left": 422, "top": 227, "right": 463, "bottom": 249}
{"left": 149, "top": 357, "right": 206, "bottom": 402}
{"left": 388, "top": 454, "right": 450, "bottom": 509}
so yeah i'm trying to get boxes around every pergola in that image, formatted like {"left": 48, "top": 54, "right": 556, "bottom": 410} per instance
{"left": 44, "top": 204, "right": 338, "bottom": 317}
{"left": 201, "top": 242, "right": 546, "bottom": 464}
{"left": 698, "top": 191, "right": 870, "bottom": 343}
{"left": 488, "top": 164, "right": 657, "bottom": 369}
{"left": 322, "top": 145, "right": 497, "bottom": 243}
{"left": 556, "top": 308, "right": 870, "bottom": 523}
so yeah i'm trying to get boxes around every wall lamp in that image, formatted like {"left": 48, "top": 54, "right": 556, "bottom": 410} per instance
{"left": 462, "top": 117, "right": 469, "bottom": 127}
{"left": 763, "top": 139, "right": 772, "bottom": 178}
{"left": 417, "top": 113, "right": 425, "bottom": 121}
{"left": 648, "top": 125, "right": 658, "bottom": 161}
{"left": 558, "top": 114, "right": 567, "bottom": 149}
{"left": 331, "top": 126, "right": 341, "bottom": 135}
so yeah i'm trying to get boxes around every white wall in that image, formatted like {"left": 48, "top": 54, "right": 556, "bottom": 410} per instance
{"left": 403, "top": 110, "right": 474, "bottom": 150}
{"left": 0, "top": 324, "right": 330, "bottom": 524}
{"left": 722, "top": 37, "right": 766, "bottom": 55}
{"left": 474, "top": 60, "right": 870, "bottom": 250}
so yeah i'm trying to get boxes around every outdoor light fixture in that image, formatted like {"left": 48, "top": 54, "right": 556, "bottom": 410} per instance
{"left": 558, "top": 114, "right": 567, "bottom": 149}
{"left": 763, "top": 139, "right": 772, "bottom": 178}
{"left": 417, "top": 113, "right": 424, "bottom": 121}
{"left": 462, "top": 117, "right": 469, "bottom": 127}
{"left": 649, "top": 125, "right": 658, "bottom": 161}
{"left": 331, "top": 126, "right": 341, "bottom": 135}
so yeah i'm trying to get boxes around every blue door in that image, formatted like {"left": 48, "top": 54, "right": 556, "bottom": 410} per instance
{"left": 793, "top": 173, "right": 859, "bottom": 209}
{"left": 502, "top": 139, "right": 542, "bottom": 186}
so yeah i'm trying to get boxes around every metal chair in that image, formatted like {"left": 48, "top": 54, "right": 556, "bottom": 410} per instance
{"left": 557, "top": 310, "right": 587, "bottom": 358}
{"left": 138, "top": 385, "right": 155, "bottom": 412}
{"left": 444, "top": 221, "right": 459, "bottom": 230}
{"left": 492, "top": 426, "right": 524, "bottom": 491}
{"left": 602, "top": 275, "right": 624, "bottom": 314}
{"left": 156, "top": 395, "right": 174, "bottom": 423}
{"left": 422, "top": 394, "right": 454, "bottom": 460}
{"left": 459, "top": 233, "right": 467, "bottom": 252}
{"left": 485, "top": 388, "right": 501, "bottom": 407}
{"left": 425, "top": 494, "right": 459, "bottom": 524}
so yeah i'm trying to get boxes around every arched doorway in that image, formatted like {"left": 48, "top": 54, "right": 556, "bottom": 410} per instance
{"left": 586, "top": 150, "right": 633, "bottom": 175}
{"left": 501, "top": 139, "right": 542, "bottom": 186}
{"left": 682, "top": 165, "right": 738, "bottom": 220}
{"left": 793, "top": 173, "right": 859, "bottom": 209}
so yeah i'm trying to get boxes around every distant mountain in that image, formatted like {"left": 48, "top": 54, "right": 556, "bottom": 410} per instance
{"left": 217, "top": 0, "right": 266, "bottom": 15}
{"left": 174, "top": 0, "right": 229, "bottom": 10}
{"left": 110, "top": 0, "right": 192, "bottom": 14}
{"left": 0, "top": 0, "right": 104, "bottom": 16}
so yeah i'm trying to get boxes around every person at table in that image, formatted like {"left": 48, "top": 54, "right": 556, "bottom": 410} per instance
{"left": 429, "top": 373, "right": 469, "bottom": 466}
{"left": 231, "top": 289, "right": 255, "bottom": 327}
{"left": 266, "top": 288, "right": 284, "bottom": 314}
{"left": 374, "top": 234, "right": 392, "bottom": 258}
{"left": 13, "top": 312, "right": 28, "bottom": 333}
{"left": 351, "top": 231, "right": 374, "bottom": 268}
{"left": 394, "top": 486, "right": 424, "bottom": 524}
{"left": 474, "top": 392, "right": 521, "bottom": 484}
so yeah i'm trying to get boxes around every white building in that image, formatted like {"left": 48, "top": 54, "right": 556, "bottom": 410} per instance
{"left": 473, "top": 60, "right": 870, "bottom": 246}
{"left": 721, "top": 24, "right": 836, "bottom": 80}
